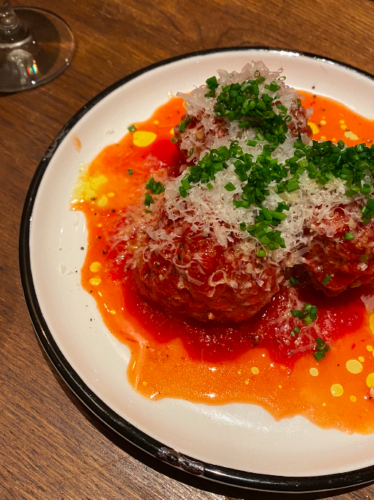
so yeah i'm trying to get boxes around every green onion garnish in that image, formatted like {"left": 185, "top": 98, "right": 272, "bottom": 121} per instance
{"left": 314, "top": 337, "right": 330, "bottom": 361}
{"left": 128, "top": 124, "right": 136, "bottom": 132}
{"left": 344, "top": 232, "right": 354, "bottom": 240}
{"left": 181, "top": 175, "right": 191, "bottom": 191}
{"left": 289, "top": 278, "right": 299, "bottom": 286}
{"left": 314, "top": 351, "right": 325, "bottom": 361}
{"left": 146, "top": 177, "right": 165, "bottom": 195}
{"left": 128, "top": 169, "right": 133, "bottom": 175}
{"left": 179, "top": 117, "right": 190, "bottom": 133}
{"left": 257, "top": 250, "right": 266, "bottom": 258}
{"left": 224, "top": 182, "right": 236, "bottom": 192}
{"left": 204, "top": 75, "right": 219, "bottom": 97}
{"left": 322, "top": 275, "right": 331, "bottom": 286}
{"left": 304, "top": 316, "right": 313, "bottom": 326}
{"left": 144, "top": 193, "right": 154, "bottom": 207}
{"left": 362, "top": 198, "right": 374, "bottom": 224}
{"left": 291, "top": 303, "right": 318, "bottom": 325}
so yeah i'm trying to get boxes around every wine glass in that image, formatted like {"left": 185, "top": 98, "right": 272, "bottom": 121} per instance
{"left": 0, "top": 1, "right": 75, "bottom": 92}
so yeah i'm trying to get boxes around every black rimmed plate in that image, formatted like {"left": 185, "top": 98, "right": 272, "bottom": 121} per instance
{"left": 19, "top": 48, "right": 374, "bottom": 495}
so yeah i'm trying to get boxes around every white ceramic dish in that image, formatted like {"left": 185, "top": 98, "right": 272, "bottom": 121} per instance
{"left": 20, "top": 48, "right": 374, "bottom": 494}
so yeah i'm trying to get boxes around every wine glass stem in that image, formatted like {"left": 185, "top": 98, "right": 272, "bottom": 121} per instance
{"left": 0, "top": 1, "right": 28, "bottom": 43}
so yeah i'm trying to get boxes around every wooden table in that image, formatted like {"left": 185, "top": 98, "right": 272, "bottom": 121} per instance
{"left": 3, "top": 0, "right": 374, "bottom": 498}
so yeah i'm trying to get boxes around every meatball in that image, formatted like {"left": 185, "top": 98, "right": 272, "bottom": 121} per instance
{"left": 303, "top": 202, "right": 374, "bottom": 295}
{"left": 134, "top": 204, "right": 282, "bottom": 322}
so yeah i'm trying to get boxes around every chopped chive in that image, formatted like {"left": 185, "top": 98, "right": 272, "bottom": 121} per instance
{"left": 289, "top": 278, "right": 299, "bottom": 286}
{"left": 144, "top": 193, "right": 154, "bottom": 207}
{"left": 291, "top": 303, "right": 318, "bottom": 325}
{"left": 179, "top": 117, "right": 190, "bottom": 133}
{"left": 270, "top": 211, "right": 287, "bottom": 221}
{"left": 188, "top": 148, "right": 194, "bottom": 156}
{"left": 206, "top": 183, "right": 213, "bottom": 190}
{"left": 294, "top": 327, "right": 300, "bottom": 334}
{"left": 314, "top": 351, "right": 325, "bottom": 361}
{"left": 145, "top": 209, "right": 152, "bottom": 214}
{"left": 314, "top": 337, "right": 330, "bottom": 361}
{"left": 127, "top": 169, "right": 133, "bottom": 175}
{"left": 304, "top": 315, "right": 313, "bottom": 326}
{"left": 206, "top": 75, "right": 218, "bottom": 92}
{"left": 146, "top": 177, "right": 165, "bottom": 194}
{"left": 181, "top": 175, "right": 191, "bottom": 191}
{"left": 291, "top": 309, "right": 302, "bottom": 318}
{"left": 257, "top": 250, "right": 267, "bottom": 258}
{"left": 344, "top": 232, "right": 354, "bottom": 240}
{"left": 128, "top": 124, "right": 136, "bottom": 132}
{"left": 290, "top": 331, "right": 296, "bottom": 337}
{"left": 367, "top": 199, "right": 374, "bottom": 210}
{"left": 224, "top": 182, "right": 236, "bottom": 192}
{"left": 171, "top": 136, "right": 179, "bottom": 144}
{"left": 247, "top": 140, "right": 257, "bottom": 147}
{"left": 322, "top": 274, "right": 331, "bottom": 286}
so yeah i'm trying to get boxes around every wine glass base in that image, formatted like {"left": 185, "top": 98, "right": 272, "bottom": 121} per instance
{"left": 0, "top": 7, "right": 75, "bottom": 93}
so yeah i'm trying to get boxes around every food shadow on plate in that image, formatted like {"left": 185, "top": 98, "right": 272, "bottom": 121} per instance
{"left": 40, "top": 348, "right": 373, "bottom": 500}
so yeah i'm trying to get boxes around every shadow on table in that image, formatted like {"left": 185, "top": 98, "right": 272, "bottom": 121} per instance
{"left": 43, "top": 350, "right": 371, "bottom": 500}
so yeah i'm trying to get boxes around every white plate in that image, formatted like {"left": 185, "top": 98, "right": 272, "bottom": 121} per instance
{"left": 20, "top": 48, "right": 374, "bottom": 494}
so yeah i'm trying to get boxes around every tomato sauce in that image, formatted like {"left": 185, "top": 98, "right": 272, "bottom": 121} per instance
{"left": 72, "top": 92, "right": 374, "bottom": 434}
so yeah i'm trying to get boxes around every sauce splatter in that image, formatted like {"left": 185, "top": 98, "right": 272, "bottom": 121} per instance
{"left": 73, "top": 136, "right": 82, "bottom": 153}
{"left": 72, "top": 92, "right": 374, "bottom": 434}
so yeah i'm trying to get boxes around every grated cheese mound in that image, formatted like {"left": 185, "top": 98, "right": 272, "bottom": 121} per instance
{"left": 177, "top": 61, "right": 311, "bottom": 163}
{"left": 163, "top": 147, "right": 363, "bottom": 269}
{"left": 152, "top": 62, "right": 365, "bottom": 269}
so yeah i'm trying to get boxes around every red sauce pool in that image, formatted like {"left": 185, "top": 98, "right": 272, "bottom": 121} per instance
{"left": 72, "top": 92, "right": 374, "bottom": 433}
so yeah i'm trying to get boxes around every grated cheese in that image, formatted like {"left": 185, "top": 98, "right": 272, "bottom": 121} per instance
{"left": 156, "top": 62, "right": 364, "bottom": 269}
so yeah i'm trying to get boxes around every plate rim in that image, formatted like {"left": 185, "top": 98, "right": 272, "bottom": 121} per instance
{"left": 18, "top": 46, "right": 374, "bottom": 494}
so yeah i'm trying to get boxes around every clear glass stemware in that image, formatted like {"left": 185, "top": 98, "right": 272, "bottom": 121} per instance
{"left": 0, "top": 1, "right": 75, "bottom": 92}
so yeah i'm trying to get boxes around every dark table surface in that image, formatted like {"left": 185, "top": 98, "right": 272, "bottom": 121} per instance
{"left": 3, "top": 1, "right": 374, "bottom": 498}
